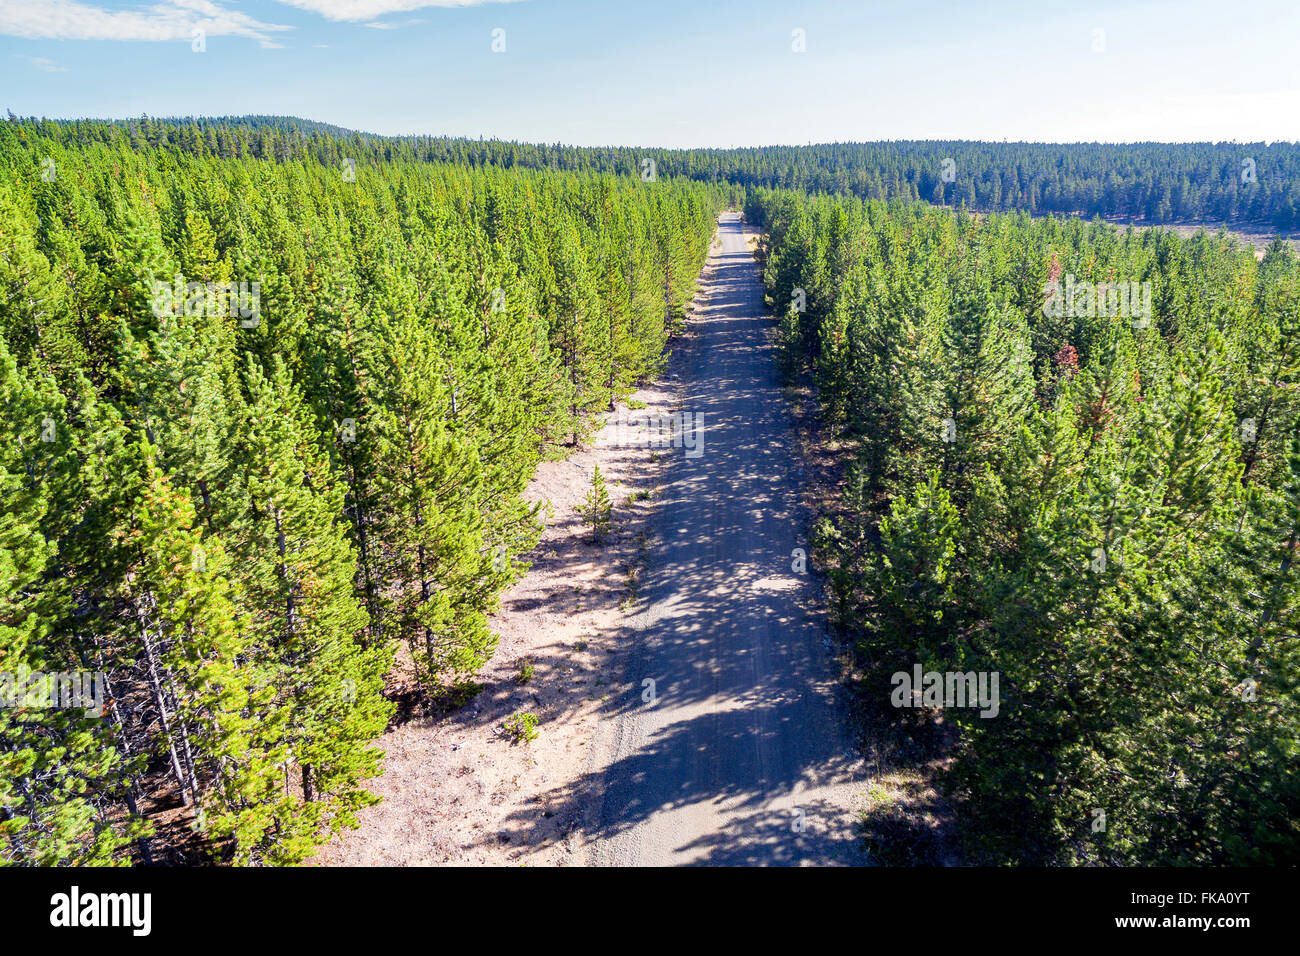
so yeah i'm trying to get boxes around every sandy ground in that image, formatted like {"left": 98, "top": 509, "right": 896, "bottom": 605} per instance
{"left": 311, "top": 230, "right": 732, "bottom": 866}
{"left": 1079, "top": 215, "right": 1297, "bottom": 260}
{"left": 1112, "top": 220, "right": 1299, "bottom": 261}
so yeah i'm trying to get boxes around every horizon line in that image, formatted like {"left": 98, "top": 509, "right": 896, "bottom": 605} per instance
{"left": 6, "top": 112, "right": 1300, "bottom": 151}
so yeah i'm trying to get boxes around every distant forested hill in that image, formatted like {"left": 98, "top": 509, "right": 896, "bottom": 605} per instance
{"left": 8, "top": 114, "right": 1300, "bottom": 227}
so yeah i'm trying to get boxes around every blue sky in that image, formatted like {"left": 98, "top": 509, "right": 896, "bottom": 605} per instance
{"left": 2, "top": 0, "right": 1298, "bottom": 146}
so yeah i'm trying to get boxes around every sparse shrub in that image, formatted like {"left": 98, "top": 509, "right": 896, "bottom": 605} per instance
{"left": 501, "top": 712, "right": 539, "bottom": 743}
{"left": 581, "top": 465, "right": 613, "bottom": 541}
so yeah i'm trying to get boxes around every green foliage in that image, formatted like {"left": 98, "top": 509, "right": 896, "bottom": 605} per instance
{"left": 755, "top": 186, "right": 1300, "bottom": 866}
{"left": 0, "top": 119, "right": 720, "bottom": 865}
{"left": 10, "top": 116, "right": 1299, "bottom": 226}
{"left": 501, "top": 712, "right": 539, "bottom": 744}
{"left": 0, "top": 342, "right": 141, "bottom": 865}
{"left": 582, "top": 465, "right": 613, "bottom": 542}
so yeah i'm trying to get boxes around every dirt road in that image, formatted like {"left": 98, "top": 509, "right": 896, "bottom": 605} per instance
{"left": 582, "top": 211, "right": 865, "bottom": 865}
{"left": 315, "top": 211, "right": 865, "bottom": 867}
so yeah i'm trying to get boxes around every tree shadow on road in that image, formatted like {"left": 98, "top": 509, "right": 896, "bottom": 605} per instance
{"left": 465, "top": 214, "right": 874, "bottom": 865}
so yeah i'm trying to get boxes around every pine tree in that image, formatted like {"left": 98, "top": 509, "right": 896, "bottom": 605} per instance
{"left": 545, "top": 217, "right": 605, "bottom": 443}
{"left": 582, "top": 465, "right": 613, "bottom": 542}
{"left": 127, "top": 444, "right": 285, "bottom": 864}
{"left": 930, "top": 270, "right": 1035, "bottom": 507}
{"left": 226, "top": 354, "right": 393, "bottom": 860}
{"left": 865, "top": 470, "right": 958, "bottom": 663}
{"left": 0, "top": 343, "right": 135, "bottom": 865}
{"left": 365, "top": 263, "right": 507, "bottom": 691}
{"left": 0, "top": 181, "right": 81, "bottom": 379}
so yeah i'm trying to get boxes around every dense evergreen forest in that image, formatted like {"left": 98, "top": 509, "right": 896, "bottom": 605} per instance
{"left": 12, "top": 115, "right": 1300, "bottom": 227}
{"left": 0, "top": 118, "right": 722, "bottom": 864}
{"left": 746, "top": 188, "right": 1300, "bottom": 864}
{"left": 5, "top": 113, "right": 1297, "bottom": 868}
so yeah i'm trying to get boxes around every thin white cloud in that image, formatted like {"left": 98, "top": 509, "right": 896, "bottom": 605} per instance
{"left": 21, "top": 55, "right": 70, "bottom": 71}
{"left": 272, "top": 0, "right": 516, "bottom": 23}
{"left": 0, "top": 0, "right": 292, "bottom": 48}
{"left": 365, "top": 17, "right": 428, "bottom": 28}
